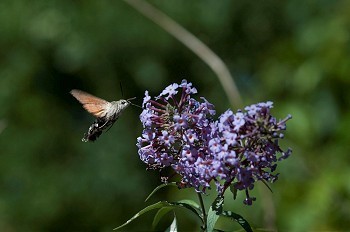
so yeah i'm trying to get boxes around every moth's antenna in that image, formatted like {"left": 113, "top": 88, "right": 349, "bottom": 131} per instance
{"left": 119, "top": 82, "right": 124, "bottom": 98}
{"left": 127, "top": 97, "right": 142, "bottom": 109}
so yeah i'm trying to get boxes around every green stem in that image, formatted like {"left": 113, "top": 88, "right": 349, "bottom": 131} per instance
{"left": 197, "top": 192, "right": 207, "bottom": 231}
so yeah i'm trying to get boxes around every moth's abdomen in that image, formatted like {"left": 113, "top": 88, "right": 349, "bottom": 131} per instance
{"left": 82, "top": 117, "right": 117, "bottom": 142}
{"left": 82, "top": 121, "right": 102, "bottom": 142}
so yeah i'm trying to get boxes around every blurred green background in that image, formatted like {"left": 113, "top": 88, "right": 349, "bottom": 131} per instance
{"left": 1, "top": 0, "right": 350, "bottom": 231}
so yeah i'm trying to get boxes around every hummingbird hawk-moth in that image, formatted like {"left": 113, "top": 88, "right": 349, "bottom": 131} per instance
{"left": 70, "top": 89, "right": 136, "bottom": 142}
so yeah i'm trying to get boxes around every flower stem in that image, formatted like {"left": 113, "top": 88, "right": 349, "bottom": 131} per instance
{"left": 197, "top": 192, "right": 207, "bottom": 231}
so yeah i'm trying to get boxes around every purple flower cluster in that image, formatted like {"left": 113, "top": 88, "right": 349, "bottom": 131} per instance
{"left": 137, "top": 80, "right": 292, "bottom": 205}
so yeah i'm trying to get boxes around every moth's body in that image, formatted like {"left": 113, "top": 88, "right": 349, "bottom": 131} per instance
{"left": 70, "top": 89, "right": 133, "bottom": 142}
{"left": 96, "top": 100, "right": 129, "bottom": 120}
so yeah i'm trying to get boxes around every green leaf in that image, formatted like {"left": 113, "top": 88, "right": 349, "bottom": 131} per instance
{"left": 169, "top": 201, "right": 202, "bottom": 221}
{"left": 114, "top": 200, "right": 202, "bottom": 230}
{"left": 165, "top": 214, "right": 177, "bottom": 232}
{"left": 207, "top": 196, "right": 224, "bottom": 232}
{"left": 152, "top": 207, "right": 173, "bottom": 229}
{"left": 230, "top": 184, "right": 238, "bottom": 200}
{"left": 177, "top": 199, "right": 201, "bottom": 212}
{"left": 145, "top": 182, "right": 178, "bottom": 202}
{"left": 114, "top": 201, "right": 171, "bottom": 230}
{"left": 221, "top": 210, "right": 253, "bottom": 232}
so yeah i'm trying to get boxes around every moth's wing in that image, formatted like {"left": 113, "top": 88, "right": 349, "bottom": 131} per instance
{"left": 70, "top": 89, "right": 110, "bottom": 118}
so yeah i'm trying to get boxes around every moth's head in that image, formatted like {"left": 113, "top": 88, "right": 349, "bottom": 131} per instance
{"left": 114, "top": 97, "right": 140, "bottom": 110}
{"left": 118, "top": 99, "right": 131, "bottom": 109}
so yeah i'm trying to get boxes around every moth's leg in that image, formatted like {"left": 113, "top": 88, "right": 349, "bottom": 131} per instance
{"left": 97, "top": 118, "right": 109, "bottom": 129}
{"left": 104, "top": 119, "right": 117, "bottom": 133}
